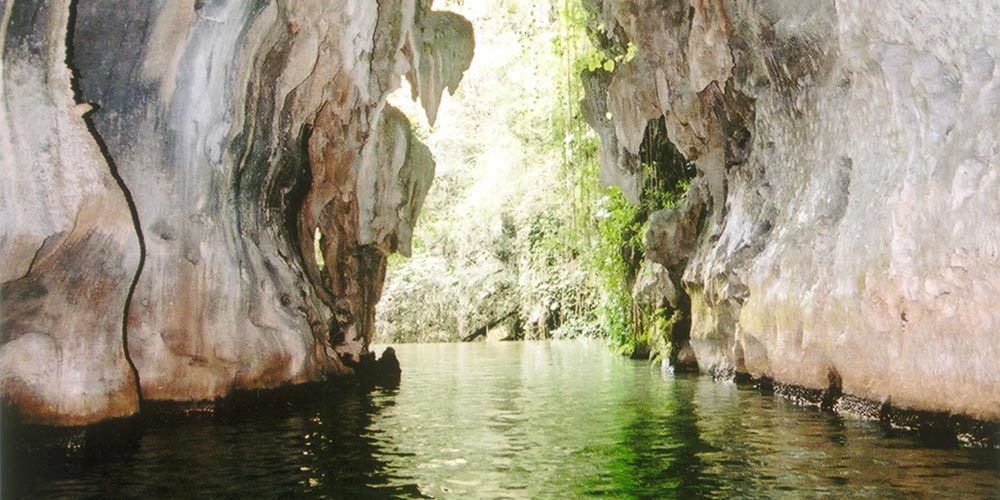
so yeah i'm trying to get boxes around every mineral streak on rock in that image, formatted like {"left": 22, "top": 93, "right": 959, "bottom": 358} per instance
{"left": 1, "top": 0, "right": 473, "bottom": 424}
{"left": 589, "top": 0, "right": 1000, "bottom": 421}
{"left": 0, "top": 0, "right": 142, "bottom": 426}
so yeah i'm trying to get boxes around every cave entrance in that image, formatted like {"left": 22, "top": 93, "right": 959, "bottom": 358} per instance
{"left": 620, "top": 116, "right": 697, "bottom": 365}
{"left": 374, "top": 0, "right": 696, "bottom": 369}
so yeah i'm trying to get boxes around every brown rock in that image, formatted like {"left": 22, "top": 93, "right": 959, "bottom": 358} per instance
{"left": 1, "top": 0, "right": 473, "bottom": 424}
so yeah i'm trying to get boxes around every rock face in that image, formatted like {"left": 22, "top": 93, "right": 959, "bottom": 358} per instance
{"left": 1, "top": 0, "right": 472, "bottom": 424}
{"left": 0, "top": 1, "right": 141, "bottom": 425}
{"left": 589, "top": 0, "right": 1000, "bottom": 421}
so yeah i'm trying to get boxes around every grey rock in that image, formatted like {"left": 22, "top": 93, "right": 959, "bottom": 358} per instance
{"left": 595, "top": 0, "right": 1000, "bottom": 420}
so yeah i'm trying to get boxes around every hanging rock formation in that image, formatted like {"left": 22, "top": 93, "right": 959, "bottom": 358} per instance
{"left": 0, "top": 0, "right": 473, "bottom": 425}
{"left": 587, "top": 0, "right": 1000, "bottom": 421}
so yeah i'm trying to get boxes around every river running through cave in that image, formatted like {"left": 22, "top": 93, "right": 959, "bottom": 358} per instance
{"left": 8, "top": 341, "right": 999, "bottom": 498}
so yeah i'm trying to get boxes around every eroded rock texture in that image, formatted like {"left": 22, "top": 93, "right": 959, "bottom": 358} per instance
{"left": 589, "top": 0, "right": 1000, "bottom": 420}
{"left": 1, "top": 0, "right": 472, "bottom": 424}
{"left": 0, "top": 0, "right": 141, "bottom": 425}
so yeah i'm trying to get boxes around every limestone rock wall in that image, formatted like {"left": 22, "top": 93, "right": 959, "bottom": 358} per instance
{"left": 0, "top": 0, "right": 141, "bottom": 425}
{"left": 1, "top": 0, "right": 472, "bottom": 424}
{"left": 590, "top": 0, "right": 1000, "bottom": 420}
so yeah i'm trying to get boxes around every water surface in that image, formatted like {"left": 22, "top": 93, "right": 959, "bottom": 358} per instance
{"left": 7, "top": 341, "right": 999, "bottom": 498}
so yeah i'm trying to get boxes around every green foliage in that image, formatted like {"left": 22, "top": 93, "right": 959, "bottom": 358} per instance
{"left": 639, "top": 308, "right": 681, "bottom": 364}
{"left": 588, "top": 188, "right": 647, "bottom": 355}
{"left": 590, "top": 162, "right": 692, "bottom": 357}
{"left": 642, "top": 170, "right": 690, "bottom": 212}
{"left": 493, "top": 212, "right": 518, "bottom": 263}
{"left": 549, "top": 0, "right": 685, "bottom": 357}
{"left": 377, "top": 0, "right": 693, "bottom": 356}
{"left": 549, "top": 2, "right": 695, "bottom": 358}
{"left": 377, "top": 0, "right": 607, "bottom": 343}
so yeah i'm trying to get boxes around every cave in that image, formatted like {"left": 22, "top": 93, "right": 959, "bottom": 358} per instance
{"left": 2, "top": 0, "right": 998, "bottom": 497}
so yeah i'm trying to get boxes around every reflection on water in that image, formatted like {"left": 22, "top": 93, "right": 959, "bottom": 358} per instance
{"left": 5, "top": 340, "right": 999, "bottom": 498}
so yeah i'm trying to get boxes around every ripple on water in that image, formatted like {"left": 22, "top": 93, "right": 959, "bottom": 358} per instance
{"left": 5, "top": 340, "right": 999, "bottom": 498}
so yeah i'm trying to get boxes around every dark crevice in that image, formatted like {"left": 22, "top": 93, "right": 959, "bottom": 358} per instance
{"left": 669, "top": 292, "right": 697, "bottom": 372}
{"left": 821, "top": 367, "right": 843, "bottom": 412}
{"left": 66, "top": 0, "right": 145, "bottom": 404}
{"left": 631, "top": 116, "right": 698, "bottom": 362}
{"left": 369, "top": 0, "right": 382, "bottom": 94}
{"left": 282, "top": 124, "right": 314, "bottom": 272}
{"left": 639, "top": 117, "right": 698, "bottom": 201}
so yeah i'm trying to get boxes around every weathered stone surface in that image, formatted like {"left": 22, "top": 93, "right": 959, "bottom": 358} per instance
{"left": 645, "top": 182, "right": 706, "bottom": 275}
{"left": 580, "top": 68, "right": 642, "bottom": 204}
{"left": 631, "top": 261, "right": 678, "bottom": 311}
{"left": 1, "top": 0, "right": 472, "bottom": 424}
{"left": 0, "top": 0, "right": 141, "bottom": 425}
{"left": 405, "top": 10, "right": 475, "bottom": 126}
{"left": 592, "top": 0, "right": 1000, "bottom": 420}
{"left": 360, "top": 106, "right": 437, "bottom": 259}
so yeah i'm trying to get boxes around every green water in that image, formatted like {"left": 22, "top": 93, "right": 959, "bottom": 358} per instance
{"left": 8, "top": 340, "right": 999, "bottom": 498}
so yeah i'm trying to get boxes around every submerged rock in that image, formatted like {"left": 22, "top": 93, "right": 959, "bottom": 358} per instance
{"left": 354, "top": 347, "right": 402, "bottom": 388}
{"left": 1, "top": 0, "right": 472, "bottom": 424}
{"left": 590, "top": 0, "right": 1000, "bottom": 421}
